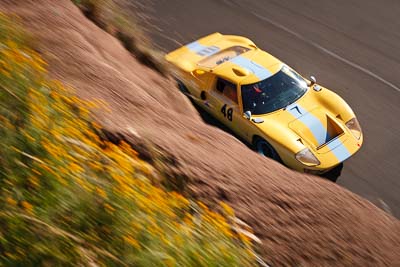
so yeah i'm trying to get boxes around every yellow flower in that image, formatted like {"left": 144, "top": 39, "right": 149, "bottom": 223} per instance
{"left": 96, "top": 187, "right": 107, "bottom": 198}
{"left": 220, "top": 201, "right": 234, "bottom": 217}
{"left": 104, "top": 203, "right": 115, "bottom": 213}
{"left": 5, "top": 252, "right": 17, "bottom": 260}
{"left": 69, "top": 162, "right": 84, "bottom": 173}
{"left": 183, "top": 214, "right": 193, "bottom": 227}
{"left": 91, "top": 121, "right": 101, "bottom": 130}
{"left": 123, "top": 235, "right": 140, "bottom": 249}
{"left": 198, "top": 201, "right": 208, "bottom": 212}
{"left": 0, "top": 68, "right": 11, "bottom": 78}
{"left": 21, "top": 201, "right": 33, "bottom": 212}
{"left": 75, "top": 177, "right": 92, "bottom": 192}
{"left": 6, "top": 197, "right": 17, "bottom": 206}
{"left": 28, "top": 175, "right": 39, "bottom": 188}
{"left": 59, "top": 166, "right": 69, "bottom": 175}
{"left": 23, "top": 131, "right": 35, "bottom": 142}
{"left": 40, "top": 164, "right": 54, "bottom": 174}
{"left": 170, "top": 191, "right": 190, "bottom": 208}
{"left": 88, "top": 161, "right": 102, "bottom": 171}
{"left": 164, "top": 258, "right": 176, "bottom": 267}
{"left": 173, "top": 235, "right": 183, "bottom": 246}
{"left": 32, "top": 169, "right": 42, "bottom": 176}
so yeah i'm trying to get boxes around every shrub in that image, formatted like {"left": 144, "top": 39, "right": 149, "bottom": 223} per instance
{"left": 0, "top": 13, "right": 255, "bottom": 266}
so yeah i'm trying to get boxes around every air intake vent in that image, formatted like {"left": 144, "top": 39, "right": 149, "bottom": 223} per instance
{"left": 318, "top": 116, "right": 344, "bottom": 148}
{"left": 232, "top": 67, "right": 249, "bottom": 76}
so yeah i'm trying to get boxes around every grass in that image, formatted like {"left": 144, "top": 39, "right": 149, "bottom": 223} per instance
{"left": 0, "top": 13, "right": 256, "bottom": 266}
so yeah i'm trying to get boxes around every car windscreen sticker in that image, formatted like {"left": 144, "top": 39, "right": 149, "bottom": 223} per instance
{"left": 253, "top": 86, "right": 262, "bottom": 93}
{"left": 186, "top": 41, "right": 220, "bottom": 57}
{"left": 230, "top": 56, "right": 272, "bottom": 80}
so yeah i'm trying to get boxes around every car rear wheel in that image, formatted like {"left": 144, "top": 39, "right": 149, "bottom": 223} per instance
{"left": 255, "top": 138, "right": 281, "bottom": 162}
{"left": 176, "top": 79, "right": 190, "bottom": 95}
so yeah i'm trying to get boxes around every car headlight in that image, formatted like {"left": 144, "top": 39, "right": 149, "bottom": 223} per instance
{"left": 345, "top": 117, "right": 362, "bottom": 140}
{"left": 295, "top": 148, "right": 320, "bottom": 167}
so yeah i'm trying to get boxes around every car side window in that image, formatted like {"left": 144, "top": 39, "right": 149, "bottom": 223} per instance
{"left": 215, "top": 78, "right": 238, "bottom": 103}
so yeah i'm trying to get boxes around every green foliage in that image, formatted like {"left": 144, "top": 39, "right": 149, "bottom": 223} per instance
{"left": 0, "top": 13, "right": 255, "bottom": 266}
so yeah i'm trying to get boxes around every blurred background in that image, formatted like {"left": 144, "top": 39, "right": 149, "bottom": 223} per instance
{"left": 1, "top": 0, "right": 400, "bottom": 266}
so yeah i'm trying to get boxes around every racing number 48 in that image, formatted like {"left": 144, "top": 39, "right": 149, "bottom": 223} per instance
{"left": 221, "top": 104, "right": 233, "bottom": 121}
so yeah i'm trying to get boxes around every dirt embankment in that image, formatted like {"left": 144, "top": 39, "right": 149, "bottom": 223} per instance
{"left": 1, "top": 1, "right": 399, "bottom": 266}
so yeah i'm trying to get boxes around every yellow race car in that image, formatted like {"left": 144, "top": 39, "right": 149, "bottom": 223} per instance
{"left": 166, "top": 33, "right": 363, "bottom": 181}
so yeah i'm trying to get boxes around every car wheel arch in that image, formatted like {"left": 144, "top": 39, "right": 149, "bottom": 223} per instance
{"left": 176, "top": 79, "right": 190, "bottom": 94}
{"left": 252, "top": 135, "right": 283, "bottom": 163}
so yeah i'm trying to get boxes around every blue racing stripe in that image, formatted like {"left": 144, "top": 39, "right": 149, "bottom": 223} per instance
{"left": 230, "top": 56, "right": 272, "bottom": 80}
{"left": 186, "top": 41, "right": 220, "bottom": 57}
{"left": 286, "top": 104, "right": 327, "bottom": 146}
{"left": 186, "top": 41, "right": 206, "bottom": 53}
{"left": 287, "top": 103, "right": 351, "bottom": 162}
{"left": 326, "top": 138, "right": 351, "bottom": 162}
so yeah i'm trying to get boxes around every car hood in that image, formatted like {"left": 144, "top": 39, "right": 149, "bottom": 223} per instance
{"left": 248, "top": 82, "right": 364, "bottom": 169}
{"left": 252, "top": 90, "right": 353, "bottom": 157}
{"left": 286, "top": 105, "right": 346, "bottom": 152}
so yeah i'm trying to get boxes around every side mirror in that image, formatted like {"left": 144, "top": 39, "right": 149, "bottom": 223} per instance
{"left": 244, "top": 111, "right": 252, "bottom": 120}
{"left": 308, "top": 76, "right": 316, "bottom": 86}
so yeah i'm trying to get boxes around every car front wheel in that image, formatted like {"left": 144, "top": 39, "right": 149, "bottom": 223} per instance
{"left": 321, "top": 163, "right": 343, "bottom": 183}
{"left": 255, "top": 138, "right": 281, "bottom": 162}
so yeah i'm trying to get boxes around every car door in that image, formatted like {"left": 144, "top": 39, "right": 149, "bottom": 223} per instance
{"left": 205, "top": 77, "right": 245, "bottom": 136}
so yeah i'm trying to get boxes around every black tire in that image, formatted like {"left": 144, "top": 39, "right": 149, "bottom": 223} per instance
{"left": 321, "top": 163, "right": 343, "bottom": 183}
{"left": 176, "top": 79, "right": 190, "bottom": 95}
{"left": 254, "top": 138, "right": 281, "bottom": 162}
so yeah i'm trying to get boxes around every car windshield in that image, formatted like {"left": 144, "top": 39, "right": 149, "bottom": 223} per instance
{"left": 241, "top": 66, "right": 308, "bottom": 115}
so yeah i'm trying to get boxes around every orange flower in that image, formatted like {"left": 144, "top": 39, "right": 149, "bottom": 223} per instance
{"left": 69, "top": 162, "right": 83, "bottom": 173}
{"left": 6, "top": 197, "right": 17, "bottom": 206}
{"left": 104, "top": 203, "right": 115, "bottom": 213}
{"left": 21, "top": 201, "right": 33, "bottom": 212}
{"left": 123, "top": 235, "right": 140, "bottom": 249}
{"left": 28, "top": 175, "right": 39, "bottom": 188}
{"left": 220, "top": 201, "right": 234, "bottom": 217}
{"left": 96, "top": 187, "right": 107, "bottom": 198}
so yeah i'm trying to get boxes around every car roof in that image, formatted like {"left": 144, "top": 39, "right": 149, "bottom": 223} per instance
{"left": 193, "top": 34, "right": 283, "bottom": 84}
{"left": 210, "top": 49, "right": 282, "bottom": 85}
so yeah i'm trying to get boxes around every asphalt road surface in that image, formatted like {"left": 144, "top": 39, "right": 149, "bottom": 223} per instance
{"left": 133, "top": 0, "right": 400, "bottom": 218}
